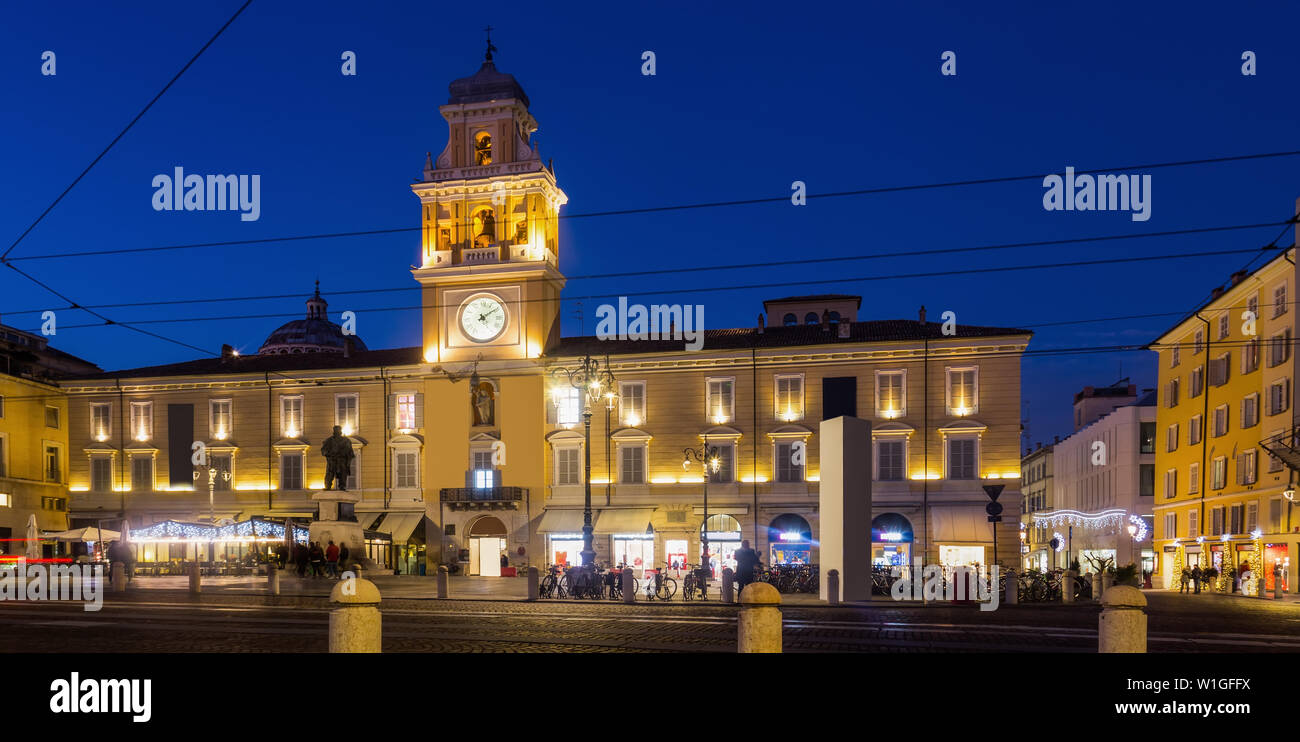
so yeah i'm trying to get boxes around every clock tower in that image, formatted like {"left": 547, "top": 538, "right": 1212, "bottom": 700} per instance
{"left": 412, "top": 43, "right": 568, "bottom": 364}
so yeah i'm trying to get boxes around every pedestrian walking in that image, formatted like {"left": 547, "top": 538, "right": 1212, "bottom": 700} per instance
{"left": 309, "top": 542, "right": 326, "bottom": 578}
{"left": 325, "top": 540, "right": 340, "bottom": 578}
{"left": 294, "top": 542, "right": 309, "bottom": 577}
{"left": 733, "top": 539, "right": 760, "bottom": 596}
{"left": 275, "top": 543, "right": 288, "bottom": 570}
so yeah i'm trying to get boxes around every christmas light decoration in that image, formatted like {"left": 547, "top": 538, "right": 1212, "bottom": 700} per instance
{"left": 1052, "top": 532, "right": 1065, "bottom": 552}
{"left": 1032, "top": 508, "right": 1126, "bottom": 530}
{"left": 1128, "top": 514, "right": 1148, "bottom": 541}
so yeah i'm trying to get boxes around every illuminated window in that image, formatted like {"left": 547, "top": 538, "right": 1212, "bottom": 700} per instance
{"left": 709, "top": 444, "right": 735, "bottom": 484}
{"left": 945, "top": 367, "right": 978, "bottom": 415}
{"left": 130, "top": 401, "right": 153, "bottom": 441}
{"left": 471, "top": 450, "right": 496, "bottom": 489}
{"left": 876, "top": 370, "right": 906, "bottom": 418}
{"left": 210, "top": 399, "right": 232, "bottom": 440}
{"left": 620, "top": 382, "right": 645, "bottom": 426}
{"left": 555, "top": 387, "right": 581, "bottom": 426}
{"left": 706, "top": 378, "right": 734, "bottom": 423}
{"left": 280, "top": 396, "right": 304, "bottom": 437}
{"left": 335, "top": 394, "right": 359, "bottom": 434}
{"left": 90, "top": 403, "right": 111, "bottom": 440}
{"left": 394, "top": 394, "right": 416, "bottom": 430}
{"left": 474, "top": 131, "right": 492, "bottom": 165}
{"left": 774, "top": 375, "right": 804, "bottom": 421}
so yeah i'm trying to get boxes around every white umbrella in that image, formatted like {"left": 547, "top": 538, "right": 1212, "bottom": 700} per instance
{"left": 24, "top": 514, "right": 39, "bottom": 560}
{"left": 46, "top": 526, "right": 122, "bottom": 543}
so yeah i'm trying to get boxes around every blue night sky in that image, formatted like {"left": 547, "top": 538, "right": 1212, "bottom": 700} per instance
{"left": 1, "top": 0, "right": 1297, "bottom": 444}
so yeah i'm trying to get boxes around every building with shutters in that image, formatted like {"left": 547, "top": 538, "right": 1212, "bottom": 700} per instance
{"left": 61, "top": 48, "right": 1033, "bottom": 577}
{"left": 1151, "top": 239, "right": 1300, "bottom": 592}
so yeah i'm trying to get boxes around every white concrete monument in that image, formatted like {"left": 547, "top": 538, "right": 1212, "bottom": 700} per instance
{"left": 819, "top": 416, "right": 872, "bottom": 601}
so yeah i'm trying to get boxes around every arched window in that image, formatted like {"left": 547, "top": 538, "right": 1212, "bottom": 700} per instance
{"left": 701, "top": 514, "right": 741, "bottom": 534}
{"left": 828, "top": 311, "right": 841, "bottom": 324}
{"left": 804, "top": 312, "right": 819, "bottom": 325}
{"left": 783, "top": 313, "right": 797, "bottom": 327}
{"left": 474, "top": 131, "right": 493, "bottom": 165}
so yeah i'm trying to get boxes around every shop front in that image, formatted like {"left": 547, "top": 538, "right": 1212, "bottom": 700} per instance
{"left": 1265, "top": 543, "right": 1290, "bottom": 592}
{"left": 700, "top": 514, "right": 743, "bottom": 577}
{"left": 871, "top": 513, "right": 913, "bottom": 567}
{"left": 768, "top": 513, "right": 813, "bottom": 565}
{"left": 599, "top": 509, "right": 656, "bottom": 576}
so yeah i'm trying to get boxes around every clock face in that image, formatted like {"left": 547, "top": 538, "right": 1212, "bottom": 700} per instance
{"left": 459, "top": 296, "right": 507, "bottom": 342}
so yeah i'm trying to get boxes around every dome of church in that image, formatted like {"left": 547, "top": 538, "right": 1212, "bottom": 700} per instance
{"left": 447, "top": 45, "right": 529, "bottom": 107}
{"left": 258, "top": 283, "right": 368, "bottom": 355}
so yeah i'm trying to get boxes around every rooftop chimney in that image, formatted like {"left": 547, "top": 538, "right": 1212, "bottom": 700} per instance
{"left": 1053, "top": 435, "right": 1060, "bottom": 444}
{"left": 757, "top": 313, "right": 764, "bottom": 334}
{"left": 821, "top": 309, "right": 830, "bottom": 331}
{"left": 220, "top": 344, "right": 236, "bottom": 363}
{"left": 1230, "top": 270, "right": 1247, "bottom": 286}
{"left": 1210, "top": 287, "right": 1224, "bottom": 300}
{"left": 918, "top": 305, "right": 927, "bottom": 324}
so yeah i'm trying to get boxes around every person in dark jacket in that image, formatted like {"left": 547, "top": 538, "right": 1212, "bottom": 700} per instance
{"left": 294, "top": 542, "right": 309, "bottom": 577}
{"left": 733, "top": 540, "right": 760, "bottom": 596}
{"left": 308, "top": 542, "right": 326, "bottom": 578}
{"left": 1191, "top": 565, "right": 1202, "bottom": 594}
{"left": 338, "top": 542, "right": 350, "bottom": 573}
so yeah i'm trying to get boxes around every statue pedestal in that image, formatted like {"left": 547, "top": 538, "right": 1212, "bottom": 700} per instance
{"left": 309, "top": 490, "right": 385, "bottom": 573}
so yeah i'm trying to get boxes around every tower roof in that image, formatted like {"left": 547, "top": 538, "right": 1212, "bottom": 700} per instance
{"left": 447, "top": 47, "right": 529, "bottom": 108}
{"left": 258, "top": 283, "right": 368, "bottom": 356}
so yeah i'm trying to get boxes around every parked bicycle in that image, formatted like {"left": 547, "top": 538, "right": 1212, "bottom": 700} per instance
{"left": 682, "top": 565, "right": 709, "bottom": 601}
{"left": 643, "top": 565, "right": 677, "bottom": 601}
{"left": 538, "top": 564, "right": 569, "bottom": 599}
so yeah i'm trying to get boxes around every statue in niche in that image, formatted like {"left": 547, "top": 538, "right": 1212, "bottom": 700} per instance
{"left": 472, "top": 381, "right": 495, "bottom": 426}
{"left": 475, "top": 133, "right": 493, "bottom": 165}
{"left": 439, "top": 228, "right": 451, "bottom": 249}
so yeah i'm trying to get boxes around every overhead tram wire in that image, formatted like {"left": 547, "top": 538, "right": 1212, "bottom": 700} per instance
{"left": 20, "top": 244, "right": 1296, "bottom": 335}
{"left": 6, "top": 149, "right": 1300, "bottom": 264}
{"left": 0, "top": 1, "right": 255, "bottom": 356}
{"left": 3, "top": 218, "right": 1292, "bottom": 318}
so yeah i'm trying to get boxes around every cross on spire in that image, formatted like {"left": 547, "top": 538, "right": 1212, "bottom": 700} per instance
{"left": 484, "top": 25, "right": 497, "bottom": 62}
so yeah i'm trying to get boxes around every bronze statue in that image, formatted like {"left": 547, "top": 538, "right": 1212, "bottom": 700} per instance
{"left": 321, "top": 424, "right": 355, "bottom": 491}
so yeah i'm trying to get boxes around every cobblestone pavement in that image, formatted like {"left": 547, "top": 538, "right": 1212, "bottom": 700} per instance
{"left": 1, "top": 579, "right": 1298, "bottom": 652}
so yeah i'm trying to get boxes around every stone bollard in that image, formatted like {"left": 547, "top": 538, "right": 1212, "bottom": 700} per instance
{"left": 1004, "top": 568, "right": 1017, "bottom": 606}
{"left": 1091, "top": 572, "right": 1103, "bottom": 603}
{"left": 738, "top": 582, "right": 782, "bottom": 653}
{"left": 721, "top": 567, "right": 735, "bottom": 604}
{"left": 622, "top": 569, "right": 636, "bottom": 604}
{"left": 111, "top": 561, "right": 127, "bottom": 593}
{"left": 436, "top": 565, "right": 449, "bottom": 599}
{"left": 267, "top": 563, "right": 280, "bottom": 595}
{"left": 1102, "top": 572, "right": 1114, "bottom": 598}
{"left": 329, "top": 577, "right": 382, "bottom": 653}
{"left": 189, "top": 561, "right": 201, "bottom": 594}
{"left": 1098, "top": 585, "right": 1147, "bottom": 653}
{"left": 827, "top": 569, "right": 841, "bottom": 606}
{"left": 1062, "top": 570, "right": 1077, "bottom": 604}
{"left": 1273, "top": 568, "right": 1284, "bottom": 600}
{"left": 527, "top": 566, "right": 539, "bottom": 601}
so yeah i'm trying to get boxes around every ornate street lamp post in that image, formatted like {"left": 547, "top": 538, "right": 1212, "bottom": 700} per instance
{"left": 683, "top": 436, "right": 721, "bottom": 587}
{"left": 193, "top": 463, "right": 231, "bottom": 562}
{"left": 550, "top": 355, "right": 615, "bottom": 568}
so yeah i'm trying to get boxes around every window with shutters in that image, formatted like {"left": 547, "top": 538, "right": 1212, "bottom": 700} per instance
{"left": 1268, "top": 429, "right": 1285, "bottom": 472}
{"left": 280, "top": 452, "right": 303, "bottom": 490}
{"left": 709, "top": 444, "right": 735, "bottom": 484}
{"left": 1268, "top": 329, "right": 1292, "bottom": 367}
{"left": 210, "top": 453, "right": 233, "bottom": 491}
{"left": 130, "top": 455, "right": 153, "bottom": 492}
{"left": 945, "top": 367, "right": 978, "bottom": 415}
{"left": 1238, "top": 449, "right": 1257, "bottom": 485}
{"left": 619, "top": 382, "right": 645, "bottom": 426}
{"left": 394, "top": 393, "right": 418, "bottom": 431}
{"left": 1189, "top": 366, "right": 1204, "bottom": 397}
{"left": 210, "top": 399, "right": 232, "bottom": 440}
{"left": 44, "top": 445, "right": 61, "bottom": 483}
{"left": 1209, "top": 353, "right": 1229, "bottom": 386}
{"left": 1218, "top": 314, "right": 1230, "bottom": 339}
{"left": 774, "top": 375, "right": 804, "bottom": 421}
{"left": 875, "top": 370, "right": 906, "bottom": 418}
{"left": 1194, "top": 329, "right": 1204, "bottom": 354}
{"left": 774, "top": 441, "right": 804, "bottom": 483}
{"left": 394, "top": 451, "right": 418, "bottom": 489}
{"left": 876, "top": 439, "right": 906, "bottom": 481}
{"left": 91, "top": 456, "right": 113, "bottom": 492}
{"left": 471, "top": 450, "right": 496, "bottom": 489}
{"left": 1210, "top": 507, "right": 1224, "bottom": 536}
{"left": 280, "top": 396, "right": 304, "bottom": 437}
{"left": 1269, "top": 497, "right": 1283, "bottom": 532}
{"left": 1246, "top": 501, "right": 1258, "bottom": 533}
{"left": 1274, "top": 281, "right": 1288, "bottom": 318}
{"left": 1166, "top": 423, "right": 1179, "bottom": 452}
{"left": 946, "top": 437, "right": 977, "bottom": 480}
{"left": 1188, "top": 462, "right": 1199, "bottom": 495}
{"left": 1170, "top": 345, "right": 1180, "bottom": 368}
{"left": 1242, "top": 338, "right": 1259, "bottom": 374}
{"left": 1167, "top": 378, "right": 1180, "bottom": 408}
{"left": 1164, "top": 513, "right": 1177, "bottom": 540}
{"left": 1242, "top": 394, "right": 1259, "bottom": 429}
{"left": 619, "top": 444, "right": 646, "bottom": 484}
{"left": 706, "top": 378, "right": 735, "bottom": 423}
{"left": 1189, "top": 415, "right": 1202, "bottom": 445}
{"left": 1213, "top": 405, "right": 1229, "bottom": 437}
{"left": 1211, "top": 456, "right": 1227, "bottom": 490}
{"left": 1188, "top": 509, "right": 1200, "bottom": 539}
{"left": 1229, "top": 504, "right": 1244, "bottom": 534}
{"left": 90, "top": 403, "right": 111, "bottom": 440}
{"left": 555, "top": 446, "right": 581, "bottom": 486}
{"left": 129, "top": 401, "right": 153, "bottom": 441}
{"left": 335, "top": 393, "right": 359, "bottom": 434}
{"left": 1269, "top": 379, "right": 1290, "bottom": 416}
{"left": 1164, "top": 469, "right": 1177, "bottom": 498}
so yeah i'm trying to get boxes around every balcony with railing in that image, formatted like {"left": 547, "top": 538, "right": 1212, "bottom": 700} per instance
{"left": 439, "top": 486, "right": 526, "bottom": 511}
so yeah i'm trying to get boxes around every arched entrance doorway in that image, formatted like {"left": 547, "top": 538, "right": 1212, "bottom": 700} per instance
{"left": 767, "top": 514, "right": 813, "bottom": 565}
{"left": 468, "top": 516, "right": 508, "bottom": 577}
{"left": 871, "top": 513, "right": 913, "bottom": 566}
{"left": 701, "top": 514, "right": 743, "bottom": 577}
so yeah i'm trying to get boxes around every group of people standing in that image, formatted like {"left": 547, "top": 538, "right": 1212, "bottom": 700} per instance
{"left": 277, "top": 540, "right": 351, "bottom": 578}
